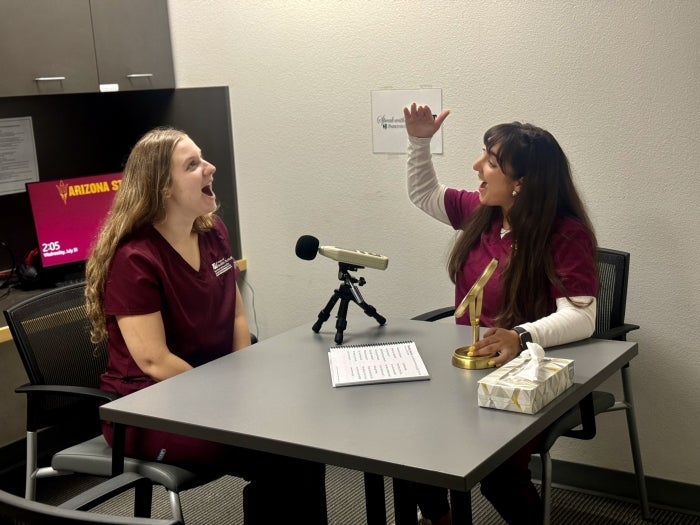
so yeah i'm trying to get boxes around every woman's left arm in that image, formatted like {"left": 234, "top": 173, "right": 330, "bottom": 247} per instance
{"left": 516, "top": 296, "right": 596, "bottom": 348}
{"left": 519, "top": 222, "right": 598, "bottom": 348}
{"left": 470, "top": 297, "right": 596, "bottom": 366}
{"left": 232, "top": 285, "right": 251, "bottom": 351}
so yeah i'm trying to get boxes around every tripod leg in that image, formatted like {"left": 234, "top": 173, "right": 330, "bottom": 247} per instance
{"left": 356, "top": 300, "right": 387, "bottom": 327}
{"left": 346, "top": 280, "right": 386, "bottom": 327}
{"left": 312, "top": 291, "right": 341, "bottom": 333}
{"left": 334, "top": 296, "right": 350, "bottom": 345}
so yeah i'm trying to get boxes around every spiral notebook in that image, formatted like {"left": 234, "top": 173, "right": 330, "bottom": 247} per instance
{"left": 328, "top": 340, "right": 430, "bottom": 387}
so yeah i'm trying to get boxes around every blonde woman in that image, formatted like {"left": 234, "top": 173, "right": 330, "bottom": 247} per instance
{"left": 86, "top": 127, "right": 327, "bottom": 524}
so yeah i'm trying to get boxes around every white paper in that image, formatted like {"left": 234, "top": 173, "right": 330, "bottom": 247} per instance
{"left": 0, "top": 117, "right": 39, "bottom": 196}
{"left": 371, "top": 88, "right": 443, "bottom": 154}
{"left": 328, "top": 340, "right": 429, "bottom": 387}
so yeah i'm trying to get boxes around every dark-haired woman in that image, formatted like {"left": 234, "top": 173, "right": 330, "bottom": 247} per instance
{"left": 402, "top": 104, "right": 598, "bottom": 525}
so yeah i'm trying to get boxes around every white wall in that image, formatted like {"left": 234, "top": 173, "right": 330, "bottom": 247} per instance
{"left": 167, "top": 1, "right": 700, "bottom": 486}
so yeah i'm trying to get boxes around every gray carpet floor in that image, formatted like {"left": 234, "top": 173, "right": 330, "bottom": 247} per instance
{"left": 38, "top": 465, "right": 699, "bottom": 524}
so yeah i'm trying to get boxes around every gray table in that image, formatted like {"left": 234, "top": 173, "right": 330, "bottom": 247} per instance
{"left": 100, "top": 317, "right": 638, "bottom": 524}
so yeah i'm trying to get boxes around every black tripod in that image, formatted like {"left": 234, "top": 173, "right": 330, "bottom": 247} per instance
{"left": 312, "top": 263, "right": 386, "bottom": 344}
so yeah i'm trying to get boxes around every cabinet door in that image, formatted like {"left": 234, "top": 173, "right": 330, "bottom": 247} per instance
{"left": 90, "top": 0, "right": 175, "bottom": 91}
{"left": 0, "top": 0, "right": 99, "bottom": 97}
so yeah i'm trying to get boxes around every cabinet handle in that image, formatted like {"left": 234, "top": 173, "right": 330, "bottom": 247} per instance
{"left": 126, "top": 73, "right": 154, "bottom": 78}
{"left": 34, "top": 76, "right": 67, "bottom": 81}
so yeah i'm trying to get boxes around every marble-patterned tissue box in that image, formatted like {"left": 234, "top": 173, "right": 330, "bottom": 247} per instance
{"left": 477, "top": 355, "right": 574, "bottom": 414}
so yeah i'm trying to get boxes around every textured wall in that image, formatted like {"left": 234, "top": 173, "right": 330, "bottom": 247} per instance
{"left": 167, "top": 1, "right": 700, "bottom": 485}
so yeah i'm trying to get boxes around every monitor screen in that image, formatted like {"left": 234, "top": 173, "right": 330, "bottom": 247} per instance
{"left": 26, "top": 172, "right": 122, "bottom": 269}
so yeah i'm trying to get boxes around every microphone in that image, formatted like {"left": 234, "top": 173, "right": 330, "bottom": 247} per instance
{"left": 295, "top": 235, "right": 389, "bottom": 270}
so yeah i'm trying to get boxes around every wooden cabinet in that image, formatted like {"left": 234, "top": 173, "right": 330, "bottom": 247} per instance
{"left": 0, "top": 0, "right": 175, "bottom": 97}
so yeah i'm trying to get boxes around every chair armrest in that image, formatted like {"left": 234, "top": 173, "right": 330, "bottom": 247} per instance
{"left": 540, "top": 394, "right": 596, "bottom": 451}
{"left": 411, "top": 307, "right": 455, "bottom": 322}
{"left": 562, "top": 393, "right": 597, "bottom": 440}
{"left": 15, "top": 383, "right": 119, "bottom": 403}
{"left": 595, "top": 323, "right": 640, "bottom": 341}
{"left": 540, "top": 391, "right": 616, "bottom": 451}
{"left": 59, "top": 472, "right": 151, "bottom": 513}
{"left": 16, "top": 383, "right": 120, "bottom": 432}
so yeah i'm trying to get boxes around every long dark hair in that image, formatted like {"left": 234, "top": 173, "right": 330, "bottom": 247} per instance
{"left": 447, "top": 122, "right": 596, "bottom": 327}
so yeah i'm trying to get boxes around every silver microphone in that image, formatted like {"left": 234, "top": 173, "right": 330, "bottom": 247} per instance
{"left": 295, "top": 235, "right": 389, "bottom": 270}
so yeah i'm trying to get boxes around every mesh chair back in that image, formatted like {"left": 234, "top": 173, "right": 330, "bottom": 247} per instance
{"left": 4, "top": 282, "right": 108, "bottom": 429}
{"left": 594, "top": 248, "right": 630, "bottom": 338}
{"left": 5, "top": 283, "right": 106, "bottom": 387}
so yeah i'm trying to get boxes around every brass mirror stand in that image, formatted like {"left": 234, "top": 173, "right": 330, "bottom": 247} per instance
{"left": 452, "top": 258, "right": 499, "bottom": 370}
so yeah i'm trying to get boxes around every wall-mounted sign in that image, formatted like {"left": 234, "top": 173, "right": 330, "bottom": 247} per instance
{"left": 371, "top": 88, "right": 443, "bottom": 154}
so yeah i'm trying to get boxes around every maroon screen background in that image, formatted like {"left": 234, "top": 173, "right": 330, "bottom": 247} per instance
{"left": 26, "top": 172, "right": 122, "bottom": 268}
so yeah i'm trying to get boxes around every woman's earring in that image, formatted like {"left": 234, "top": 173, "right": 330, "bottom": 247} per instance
{"left": 512, "top": 190, "right": 519, "bottom": 197}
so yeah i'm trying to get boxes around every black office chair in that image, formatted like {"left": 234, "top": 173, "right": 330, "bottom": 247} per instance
{"left": 0, "top": 471, "right": 182, "bottom": 525}
{"left": 412, "top": 248, "right": 650, "bottom": 524}
{"left": 3, "top": 283, "right": 218, "bottom": 524}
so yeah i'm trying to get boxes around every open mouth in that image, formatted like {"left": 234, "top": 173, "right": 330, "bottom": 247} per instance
{"left": 202, "top": 184, "right": 214, "bottom": 197}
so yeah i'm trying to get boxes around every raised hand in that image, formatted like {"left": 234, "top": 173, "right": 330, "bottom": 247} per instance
{"left": 403, "top": 102, "right": 450, "bottom": 139}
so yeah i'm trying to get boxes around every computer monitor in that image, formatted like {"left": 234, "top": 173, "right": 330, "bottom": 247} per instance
{"left": 25, "top": 172, "right": 122, "bottom": 277}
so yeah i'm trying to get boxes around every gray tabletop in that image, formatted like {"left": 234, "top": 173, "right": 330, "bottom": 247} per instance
{"left": 100, "top": 317, "right": 637, "bottom": 492}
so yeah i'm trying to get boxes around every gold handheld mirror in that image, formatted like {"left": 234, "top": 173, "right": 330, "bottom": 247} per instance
{"left": 452, "top": 258, "right": 499, "bottom": 369}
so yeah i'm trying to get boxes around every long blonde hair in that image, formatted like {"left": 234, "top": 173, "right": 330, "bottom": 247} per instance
{"left": 85, "top": 127, "right": 215, "bottom": 343}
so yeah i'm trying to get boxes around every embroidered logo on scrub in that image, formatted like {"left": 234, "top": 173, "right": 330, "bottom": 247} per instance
{"left": 212, "top": 256, "right": 235, "bottom": 277}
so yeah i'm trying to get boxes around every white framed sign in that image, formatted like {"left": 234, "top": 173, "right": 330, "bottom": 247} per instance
{"left": 371, "top": 88, "right": 443, "bottom": 154}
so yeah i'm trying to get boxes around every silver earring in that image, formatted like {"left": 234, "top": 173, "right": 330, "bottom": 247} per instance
{"left": 512, "top": 190, "right": 519, "bottom": 197}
